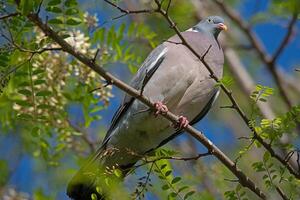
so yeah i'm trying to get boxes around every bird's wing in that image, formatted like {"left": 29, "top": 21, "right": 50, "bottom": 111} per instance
{"left": 101, "top": 44, "right": 168, "bottom": 144}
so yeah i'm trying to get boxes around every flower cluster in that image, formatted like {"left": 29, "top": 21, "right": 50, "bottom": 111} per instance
{"left": 2, "top": 188, "right": 29, "bottom": 200}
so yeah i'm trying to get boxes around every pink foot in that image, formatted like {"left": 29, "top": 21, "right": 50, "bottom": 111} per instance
{"left": 153, "top": 101, "right": 168, "bottom": 116}
{"left": 176, "top": 116, "right": 189, "bottom": 129}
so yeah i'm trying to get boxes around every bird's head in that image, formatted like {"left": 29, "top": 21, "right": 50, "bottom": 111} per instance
{"left": 192, "top": 16, "right": 227, "bottom": 39}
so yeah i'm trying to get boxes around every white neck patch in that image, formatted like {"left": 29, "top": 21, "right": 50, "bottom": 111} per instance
{"left": 186, "top": 28, "right": 199, "bottom": 32}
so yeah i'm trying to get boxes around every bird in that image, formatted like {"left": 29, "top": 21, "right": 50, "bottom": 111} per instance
{"left": 67, "top": 16, "right": 227, "bottom": 200}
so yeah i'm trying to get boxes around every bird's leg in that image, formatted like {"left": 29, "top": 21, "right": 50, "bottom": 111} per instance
{"left": 175, "top": 116, "right": 189, "bottom": 129}
{"left": 153, "top": 101, "right": 168, "bottom": 117}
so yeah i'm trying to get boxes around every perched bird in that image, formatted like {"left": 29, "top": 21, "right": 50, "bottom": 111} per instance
{"left": 67, "top": 16, "right": 227, "bottom": 200}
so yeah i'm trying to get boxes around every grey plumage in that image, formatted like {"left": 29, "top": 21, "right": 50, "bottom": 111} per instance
{"left": 67, "top": 16, "right": 226, "bottom": 200}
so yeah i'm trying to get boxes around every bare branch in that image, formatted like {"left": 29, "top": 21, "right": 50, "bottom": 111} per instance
{"left": 1, "top": 30, "right": 62, "bottom": 54}
{"left": 220, "top": 105, "right": 235, "bottom": 109}
{"left": 0, "top": 12, "right": 20, "bottom": 20}
{"left": 0, "top": 57, "right": 32, "bottom": 83}
{"left": 67, "top": 119, "right": 97, "bottom": 153}
{"left": 133, "top": 162, "right": 154, "bottom": 199}
{"left": 276, "top": 186, "right": 289, "bottom": 200}
{"left": 104, "top": 0, "right": 157, "bottom": 17}
{"left": 271, "top": 12, "right": 299, "bottom": 64}
{"left": 133, "top": 151, "right": 212, "bottom": 169}
{"left": 166, "top": 0, "right": 172, "bottom": 13}
{"left": 36, "top": 0, "right": 44, "bottom": 15}
{"left": 224, "top": 178, "right": 239, "bottom": 183}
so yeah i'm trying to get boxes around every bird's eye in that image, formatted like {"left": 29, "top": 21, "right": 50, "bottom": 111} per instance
{"left": 207, "top": 18, "right": 212, "bottom": 23}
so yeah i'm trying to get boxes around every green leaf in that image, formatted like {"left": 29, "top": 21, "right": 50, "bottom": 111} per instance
{"left": 72, "top": 131, "right": 83, "bottom": 136}
{"left": 36, "top": 90, "right": 52, "bottom": 97}
{"left": 158, "top": 175, "right": 164, "bottom": 180}
{"left": 66, "top": 17, "right": 81, "bottom": 25}
{"left": 65, "top": 0, "right": 78, "bottom": 7}
{"left": 262, "top": 174, "right": 268, "bottom": 180}
{"left": 236, "top": 184, "right": 242, "bottom": 191}
{"left": 263, "top": 151, "right": 271, "bottom": 162}
{"left": 31, "top": 127, "right": 40, "bottom": 137}
{"left": 34, "top": 79, "right": 46, "bottom": 85}
{"left": 48, "top": 18, "right": 63, "bottom": 24}
{"left": 19, "top": 82, "right": 31, "bottom": 87}
{"left": 178, "top": 186, "right": 189, "bottom": 193}
{"left": 164, "top": 170, "right": 172, "bottom": 177}
{"left": 184, "top": 191, "right": 195, "bottom": 199}
{"left": 160, "top": 164, "right": 167, "bottom": 170}
{"left": 48, "top": 0, "right": 61, "bottom": 6}
{"left": 219, "top": 76, "right": 234, "bottom": 87}
{"left": 162, "top": 184, "right": 169, "bottom": 190}
{"left": 46, "top": 6, "right": 63, "bottom": 13}
{"left": 65, "top": 8, "right": 78, "bottom": 15}
{"left": 17, "top": 113, "right": 33, "bottom": 120}
{"left": 259, "top": 98, "right": 267, "bottom": 102}
{"left": 113, "top": 169, "right": 122, "bottom": 178}
{"left": 37, "top": 104, "right": 53, "bottom": 109}
{"left": 171, "top": 177, "right": 181, "bottom": 184}
{"left": 15, "top": 100, "right": 32, "bottom": 107}
{"left": 91, "top": 193, "right": 98, "bottom": 200}
{"left": 32, "top": 69, "right": 45, "bottom": 75}
{"left": 169, "top": 192, "right": 178, "bottom": 198}
{"left": 20, "top": 0, "right": 34, "bottom": 15}
{"left": 18, "top": 89, "right": 32, "bottom": 96}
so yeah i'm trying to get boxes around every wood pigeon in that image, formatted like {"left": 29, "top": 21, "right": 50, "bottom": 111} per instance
{"left": 67, "top": 16, "right": 227, "bottom": 200}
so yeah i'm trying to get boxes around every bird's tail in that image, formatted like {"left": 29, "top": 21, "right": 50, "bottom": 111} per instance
{"left": 67, "top": 146, "right": 135, "bottom": 200}
{"left": 67, "top": 148, "right": 107, "bottom": 200}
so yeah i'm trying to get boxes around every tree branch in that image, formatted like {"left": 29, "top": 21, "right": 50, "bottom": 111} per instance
{"left": 0, "top": 12, "right": 20, "bottom": 20}
{"left": 271, "top": 12, "right": 298, "bottom": 64}
{"left": 213, "top": 0, "right": 295, "bottom": 110}
{"left": 27, "top": 13, "right": 267, "bottom": 199}
{"left": 132, "top": 151, "right": 212, "bottom": 169}
{"left": 103, "top": 0, "right": 157, "bottom": 19}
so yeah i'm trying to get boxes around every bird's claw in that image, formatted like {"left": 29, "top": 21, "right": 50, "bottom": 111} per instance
{"left": 153, "top": 101, "right": 168, "bottom": 117}
{"left": 174, "top": 116, "right": 189, "bottom": 129}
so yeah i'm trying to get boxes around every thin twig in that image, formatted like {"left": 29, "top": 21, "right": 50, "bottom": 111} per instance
{"left": 224, "top": 178, "right": 239, "bottom": 182}
{"left": 165, "top": 0, "right": 172, "bottom": 13}
{"left": 92, "top": 48, "right": 100, "bottom": 63}
{"left": 271, "top": 12, "right": 298, "bottom": 64}
{"left": 276, "top": 187, "right": 289, "bottom": 200}
{"left": 134, "top": 162, "right": 154, "bottom": 199}
{"left": 134, "top": 151, "right": 212, "bottom": 169}
{"left": 220, "top": 105, "right": 235, "bottom": 109}
{"left": 67, "top": 119, "right": 97, "bottom": 153}
{"left": 103, "top": 0, "right": 156, "bottom": 16}
{"left": 0, "top": 12, "right": 20, "bottom": 20}
{"left": 2, "top": 32, "right": 62, "bottom": 54}
{"left": 36, "top": 0, "right": 44, "bottom": 14}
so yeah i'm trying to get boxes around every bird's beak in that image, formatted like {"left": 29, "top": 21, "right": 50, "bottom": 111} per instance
{"left": 218, "top": 23, "right": 228, "bottom": 31}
